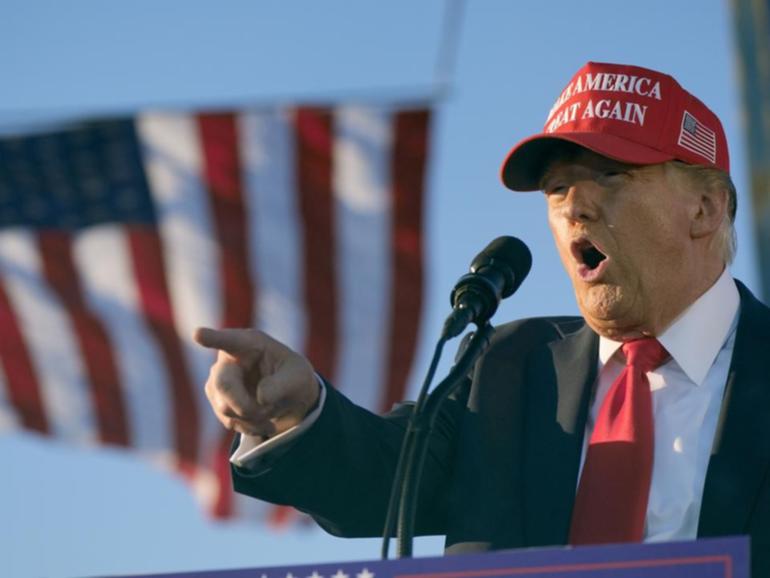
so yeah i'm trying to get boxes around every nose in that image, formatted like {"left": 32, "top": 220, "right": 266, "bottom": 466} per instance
{"left": 555, "top": 181, "right": 601, "bottom": 223}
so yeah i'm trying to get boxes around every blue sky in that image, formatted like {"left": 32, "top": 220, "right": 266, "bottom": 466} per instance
{"left": 0, "top": 1, "right": 762, "bottom": 577}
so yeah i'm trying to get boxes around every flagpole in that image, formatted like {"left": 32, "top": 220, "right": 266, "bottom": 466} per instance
{"left": 433, "top": 0, "right": 466, "bottom": 98}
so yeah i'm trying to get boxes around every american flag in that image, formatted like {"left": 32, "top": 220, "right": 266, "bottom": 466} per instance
{"left": 677, "top": 110, "right": 717, "bottom": 163}
{"left": 0, "top": 106, "right": 431, "bottom": 523}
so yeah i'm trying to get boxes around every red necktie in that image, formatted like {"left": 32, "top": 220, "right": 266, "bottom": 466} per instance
{"left": 569, "top": 338, "right": 669, "bottom": 545}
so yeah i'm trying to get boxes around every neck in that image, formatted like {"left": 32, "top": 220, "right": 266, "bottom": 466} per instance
{"left": 658, "top": 260, "right": 726, "bottom": 331}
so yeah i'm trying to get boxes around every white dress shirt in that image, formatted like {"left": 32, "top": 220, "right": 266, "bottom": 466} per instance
{"left": 233, "top": 270, "right": 741, "bottom": 544}
{"left": 585, "top": 268, "right": 740, "bottom": 541}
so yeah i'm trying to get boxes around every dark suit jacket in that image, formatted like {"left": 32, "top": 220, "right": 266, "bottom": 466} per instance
{"left": 234, "top": 281, "right": 770, "bottom": 576}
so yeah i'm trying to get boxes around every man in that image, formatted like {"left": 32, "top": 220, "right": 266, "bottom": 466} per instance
{"left": 195, "top": 62, "right": 770, "bottom": 575}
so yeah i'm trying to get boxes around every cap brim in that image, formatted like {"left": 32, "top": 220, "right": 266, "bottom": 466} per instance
{"left": 500, "top": 132, "right": 676, "bottom": 191}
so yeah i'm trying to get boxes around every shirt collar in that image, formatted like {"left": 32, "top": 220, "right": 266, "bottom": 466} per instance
{"left": 598, "top": 268, "right": 740, "bottom": 386}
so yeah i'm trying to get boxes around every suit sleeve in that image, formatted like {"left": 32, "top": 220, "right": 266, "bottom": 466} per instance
{"left": 231, "top": 380, "right": 468, "bottom": 538}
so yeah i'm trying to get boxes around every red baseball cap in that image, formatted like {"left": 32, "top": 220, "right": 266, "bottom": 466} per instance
{"left": 500, "top": 61, "right": 730, "bottom": 191}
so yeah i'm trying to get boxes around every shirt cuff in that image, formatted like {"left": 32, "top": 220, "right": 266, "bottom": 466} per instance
{"left": 229, "top": 377, "right": 326, "bottom": 468}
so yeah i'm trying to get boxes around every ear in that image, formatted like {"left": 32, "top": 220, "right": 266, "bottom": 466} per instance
{"left": 689, "top": 186, "right": 728, "bottom": 240}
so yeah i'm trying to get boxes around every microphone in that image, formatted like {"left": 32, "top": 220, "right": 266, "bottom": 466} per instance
{"left": 441, "top": 236, "right": 532, "bottom": 339}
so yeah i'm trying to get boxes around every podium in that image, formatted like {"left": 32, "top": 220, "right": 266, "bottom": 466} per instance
{"left": 122, "top": 536, "right": 749, "bottom": 578}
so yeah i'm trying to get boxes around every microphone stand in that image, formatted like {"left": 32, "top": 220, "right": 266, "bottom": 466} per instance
{"left": 380, "top": 321, "right": 495, "bottom": 559}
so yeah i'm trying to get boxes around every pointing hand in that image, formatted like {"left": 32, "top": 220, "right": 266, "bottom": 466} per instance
{"left": 194, "top": 327, "right": 319, "bottom": 437}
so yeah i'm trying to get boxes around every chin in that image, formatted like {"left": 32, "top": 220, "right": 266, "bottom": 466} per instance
{"left": 576, "top": 284, "right": 638, "bottom": 330}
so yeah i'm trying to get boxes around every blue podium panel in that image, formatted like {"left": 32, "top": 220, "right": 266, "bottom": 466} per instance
{"left": 123, "top": 536, "right": 749, "bottom": 578}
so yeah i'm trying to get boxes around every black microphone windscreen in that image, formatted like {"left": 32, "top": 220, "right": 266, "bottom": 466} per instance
{"left": 470, "top": 236, "right": 532, "bottom": 297}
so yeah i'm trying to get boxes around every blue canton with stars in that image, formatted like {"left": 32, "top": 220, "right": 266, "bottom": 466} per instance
{"left": 0, "top": 119, "right": 156, "bottom": 231}
{"left": 682, "top": 112, "right": 698, "bottom": 135}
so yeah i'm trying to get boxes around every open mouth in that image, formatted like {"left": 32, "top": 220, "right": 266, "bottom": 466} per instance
{"left": 582, "top": 244, "right": 606, "bottom": 270}
{"left": 572, "top": 238, "right": 607, "bottom": 271}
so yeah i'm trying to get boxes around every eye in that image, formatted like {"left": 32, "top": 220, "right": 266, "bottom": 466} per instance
{"left": 542, "top": 181, "right": 568, "bottom": 195}
{"left": 596, "top": 170, "right": 630, "bottom": 186}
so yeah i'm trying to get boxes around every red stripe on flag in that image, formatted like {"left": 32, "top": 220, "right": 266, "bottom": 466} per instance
{"left": 37, "top": 231, "right": 130, "bottom": 445}
{"left": 197, "top": 112, "right": 256, "bottom": 518}
{"left": 382, "top": 109, "right": 431, "bottom": 412}
{"left": 212, "top": 432, "right": 235, "bottom": 519}
{"left": 295, "top": 108, "right": 338, "bottom": 379}
{"left": 127, "top": 226, "right": 199, "bottom": 474}
{"left": 197, "top": 113, "right": 256, "bottom": 328}
{"left": 0, "top": 280, "right": 49, "bottom": 432}
{"left": 268, "top": 503, "right": 298, "bottom": 527}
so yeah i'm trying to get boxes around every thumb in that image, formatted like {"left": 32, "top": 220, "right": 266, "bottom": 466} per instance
{"left": 256, "top": 356, "right": 316, "bottom": 409}
{"left": 255, "top": 373, "right": 286, "bottom": 408}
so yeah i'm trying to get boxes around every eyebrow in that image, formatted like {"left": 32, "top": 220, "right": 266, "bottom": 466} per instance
{"left": 539, "top": 158, "right": 643, "bottom": 190}
{"left": 538, "top": 167, "right": 558, "bottom": 190}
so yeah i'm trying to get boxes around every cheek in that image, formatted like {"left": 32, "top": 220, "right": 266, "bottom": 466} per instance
{"left": 615, "top": 207, "right": 689, "bottom": 275}
{"left": 649, "top": 199, "right": 691, "bottom": 239}
{"left": 547, "top": 218, "right": 573, "bottom": 267}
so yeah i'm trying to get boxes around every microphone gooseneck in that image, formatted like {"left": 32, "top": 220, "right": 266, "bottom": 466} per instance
{"left": 382, "top": 235, "right": 532, "bottom": 559}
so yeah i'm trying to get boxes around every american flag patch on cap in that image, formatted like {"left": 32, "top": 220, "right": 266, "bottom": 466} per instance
{"left": 678, "top": 111, "right": 717, "bottom": 163}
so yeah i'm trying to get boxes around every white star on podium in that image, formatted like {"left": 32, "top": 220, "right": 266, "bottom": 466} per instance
{"left": 357, "top": 568, "right": 375, "bottom": 578}
{"left": 308, "top": 572, "right": 324, "bottom": 578}
{"left": 331, "top": 570, "right": 349, "bottom": 578}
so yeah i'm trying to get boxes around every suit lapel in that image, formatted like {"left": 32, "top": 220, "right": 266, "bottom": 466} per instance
{"left": 698, "top": 282, "right": 770, "bottom": 537}
{"left": 523, "top": 322, "right": 598, "bottom": 546}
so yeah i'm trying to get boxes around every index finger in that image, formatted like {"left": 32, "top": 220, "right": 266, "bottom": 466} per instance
{"left": 193, "top": 327, "right": 267, "bottom": 356}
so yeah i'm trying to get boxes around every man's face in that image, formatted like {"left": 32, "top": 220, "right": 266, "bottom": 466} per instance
{"left": 542, "top": 148, "right": 701, "bottom": 339}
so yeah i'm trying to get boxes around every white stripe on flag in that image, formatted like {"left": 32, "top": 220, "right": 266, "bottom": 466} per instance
{"left": 0, "top": 356, "right": 19, "bottom": 431}
{"left": 73, "top": 226, "right": 173, "bottom": 456}
{"left": 188, "top": 466, "right": 221, "bottom": 512}
{"left": 680, "top": 136, "right": 715, "bottom": 159}
{"left": 234, "top": 109, "right": 302, "bottom": 521}
{"left": 137, "top": 114, "right": 223, "bottom": 459}
{"left": 332, "top": 106, "right": 393, "bottom": 409}
{"left": 0, "top": 231, "right": 96, "bottom": 443}
{"left": 240, "top": 109, "right": 307, "bottom": 352}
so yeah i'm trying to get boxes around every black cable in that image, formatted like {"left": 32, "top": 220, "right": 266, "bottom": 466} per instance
{"left": 380, "top": 335, "right": 448, "bottom": 559}
{"left": 381, "top": 1, "right": 468, "bottom": 559}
